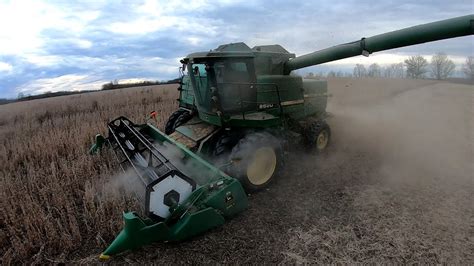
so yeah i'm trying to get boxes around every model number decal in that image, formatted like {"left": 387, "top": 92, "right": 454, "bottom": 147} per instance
{"left": 259, "top": 103, "right": 275, "bottom": 109}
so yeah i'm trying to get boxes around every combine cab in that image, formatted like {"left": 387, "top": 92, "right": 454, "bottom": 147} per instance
{"left": 91, "top": 14, "right": 473, "bottom": 259}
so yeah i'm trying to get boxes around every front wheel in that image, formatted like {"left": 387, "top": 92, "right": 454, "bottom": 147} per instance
{"left": 226, "top": 132, "right": 283, "bottom": 192}
{"left": 164, "top": 110, "right": 191, "bottom": 135}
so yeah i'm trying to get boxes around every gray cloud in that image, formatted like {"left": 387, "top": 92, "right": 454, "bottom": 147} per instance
{"left": 0, "top": 0, "right": 472, "bottom": 98}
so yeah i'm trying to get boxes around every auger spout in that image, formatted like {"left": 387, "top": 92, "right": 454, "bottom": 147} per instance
{"left": 284, "top": 14, "right": 474, "bottom": 73}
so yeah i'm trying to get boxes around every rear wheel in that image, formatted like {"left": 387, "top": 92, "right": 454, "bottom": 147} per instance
{"left": 225, "top": 132, "right": 282, "bottom": 192}
{"left": 304, "top": 120, "right": 331, "bottom": 153}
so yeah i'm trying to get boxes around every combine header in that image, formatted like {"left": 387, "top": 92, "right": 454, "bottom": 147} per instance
{"left": 91, "top": 117, "right": 247, "bottom": 258}
{"left": 90, "top": 14, "right": 473, "bottom": 259}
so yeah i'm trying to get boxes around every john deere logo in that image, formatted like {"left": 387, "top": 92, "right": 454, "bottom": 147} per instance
{"left": 225, "top": 192, "right": 233, "bottom": 202}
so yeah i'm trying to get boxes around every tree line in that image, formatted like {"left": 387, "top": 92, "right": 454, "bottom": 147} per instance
{"left": 354, "top": 54, "right": 474, "bottom": 80}
{"left": 101, "top": 78, "right": 180, "bottom": 90}
{"left": 1, "top": 78, "right": 182, "bottom": 105}
{"left": 305, "top": 54, "right": 474, "bottom": 80}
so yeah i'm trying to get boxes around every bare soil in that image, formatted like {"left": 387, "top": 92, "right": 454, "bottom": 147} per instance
{"left": 1, "top": 78, "right": 473, "bottom": 264}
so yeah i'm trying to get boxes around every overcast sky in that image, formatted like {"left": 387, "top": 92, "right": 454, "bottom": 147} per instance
{"left": 0, "top": 0, "right": 472, "bottom": 98}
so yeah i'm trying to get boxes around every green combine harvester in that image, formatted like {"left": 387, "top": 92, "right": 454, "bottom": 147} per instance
{"left": 90, "top": 15, "right": 473, "bottom": 260}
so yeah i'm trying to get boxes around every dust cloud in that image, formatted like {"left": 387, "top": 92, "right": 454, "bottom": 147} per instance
{"left": 102, "top": 133, "right": 223, "bottom": 205}
{"left": 282, "top": 78, "right": 473, "bottom": 263}
{"left": 104, "top": 169, "right": 144, "bottom": 199}
{"left": 327, "top": 78, "right": 473, "bottom": 188}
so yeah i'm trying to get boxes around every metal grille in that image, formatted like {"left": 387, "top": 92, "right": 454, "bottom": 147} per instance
{"left": 107, "top": 117, "right": 178, "bottom": 187}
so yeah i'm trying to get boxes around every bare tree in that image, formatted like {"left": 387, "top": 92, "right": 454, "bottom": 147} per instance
{"left": 405, "top": 55, "right": 428, "bottom": 79}
{"left": 368, "top": 63, "right": 382, "bottom": 77}
{"left": 383, "top": 63, "right": 405, "bottom": 78}
{"left": 383, "top": 66, "right": 393, "bottom": 78}
{"left": 353, "top": 64, "right": 367, "bottom": 78}
{"left": 430, "top": 52, "right": 455, "bottom": 80}
{"left": 462, "top": 56, "right": 474, "bottom": 80}
{"left": 392, "top": 63, "right": 405, "bottom": 78}
{"left": 327, "top": 71, "right": 336, "bottom": 77}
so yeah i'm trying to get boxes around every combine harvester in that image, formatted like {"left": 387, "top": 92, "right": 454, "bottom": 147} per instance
{"left": 90, "top": 15, "right": 473, "bottom": 260}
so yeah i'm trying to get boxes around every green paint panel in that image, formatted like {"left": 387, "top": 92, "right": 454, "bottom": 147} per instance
{"left": 101, "top": 179, "right": 248, "bottom": 257}
{"left": 257, "top": 75, "right": 303, "bottom": 104}
{"left": 198, "top": 111, "right": 222, "bottom": 126}
{"left": 226, "top": 113, "right": 282, "bottom": 127}
{"left": 303, "top": 79, "right": 328, "bottom": 117}
{"left": 101, "top": 212, "right": 172, "bottom": 256}
{"left": 204, "top": 179, "right": 248, "bottom": 218}
{"left": 171, "top": 207, "right": 226, "bottom": 241}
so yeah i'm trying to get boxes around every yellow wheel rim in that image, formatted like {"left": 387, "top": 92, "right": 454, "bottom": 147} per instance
{"left": 246, "top": 147, "right": 277, "bottom": 186}
{"left": 316, "top": 130, "right": 329, "bottom": 150}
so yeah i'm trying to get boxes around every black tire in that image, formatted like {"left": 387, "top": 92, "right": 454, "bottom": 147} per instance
{"left": 173, "top": 111, "right": 192, "bottom": 130}
{"left": 213, "top": 131, "right": 243, "bottom": 157}
{"left": 225, "top": 132, "right": 283, "bottom": 192}
{"left": 165, "top": 110, "right": 186, "bottom": 134}
{"left": 304, "top": 120, "right": 331, "bottom": 153}
{"left": 164, "top": 110, "right": 191, "bottom": 134}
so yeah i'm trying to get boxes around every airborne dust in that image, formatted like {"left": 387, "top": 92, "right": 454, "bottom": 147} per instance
{"left": 280, "top": 78, "right": 473, "bottom": 263}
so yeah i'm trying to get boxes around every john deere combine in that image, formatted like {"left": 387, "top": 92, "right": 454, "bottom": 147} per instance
{"left": 90, "top": 15, "right": 473, "bottom": 259}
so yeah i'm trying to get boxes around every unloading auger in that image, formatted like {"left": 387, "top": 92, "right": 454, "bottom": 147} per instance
{"left": 91, "top": 15, "right": 473, "bottom": 260}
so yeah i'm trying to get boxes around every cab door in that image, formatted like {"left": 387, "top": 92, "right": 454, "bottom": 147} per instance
{"left": 215, "top": 59, "right": 257, "bottom": 114}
